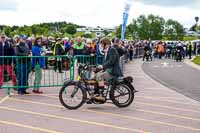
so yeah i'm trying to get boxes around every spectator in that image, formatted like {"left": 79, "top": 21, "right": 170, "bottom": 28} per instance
{"left": 124, "top": 41, "right": 129, "bottom": 63}
{"left": 113, "top": 39, "right": 126, "bottom": 73}
{"left": 15, "top": 35, "right": 31, "bottom": 95}
{"left": 27, "top": 37, "right": 34, "bottom": 51}
{"left": 83, "top": 39, "right": 92, "bottom": 55}
{"left": 183, "top": 43, "right": 187, "bottom": 59}
{"left": 53, "top": 38, "right": 65, "bottom": 73}
{"left": 90, "top": 39, "right": 96, "bottom": 56}
{"left": 96, "top": 38, "right": 104, "bottom": 56}
{"left": 73, "top": 37, "right": 85, "bottom": 56}
{"left": 113, "top": 39, "right": 126, "bottom": 57}
{"left": 0, "top": 34, "right": 17, "bottom": 89}
{"left": 83, "top": 39, "right": 96, "bottom": 65}
{"left": 128, "top": 42, "right": 134, "bottom": 61}
{"left": 95, "top": 38, "right": 104, "bottom": 64}
{"left": 32, "top": 37, "right": 46, "bottom": 94}
{"left": 63, "top": 37, "right": 71, "bottom": 54}
{"left": 187, "top": 42, "right": 193, "bottom": 59}
{"left": 13, "top": 35, "right": 20, "bottom": 47}
{"left": 68, "top": 39, "right": 74, "bottom": 56}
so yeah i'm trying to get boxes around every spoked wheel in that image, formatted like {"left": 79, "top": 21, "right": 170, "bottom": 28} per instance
{"left": 110, "top": 83, "right": 134, "bottom": 108}
{"left": 59, "top": 82, "right": 87, "bottom": 110}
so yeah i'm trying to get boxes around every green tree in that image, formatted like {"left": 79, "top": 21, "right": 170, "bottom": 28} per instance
{"left": 136, "top": 15, "right": 149, "bottom": 39}
{"left": 63, "top": 25, "right": 77, "bottom": 35}
{"left": 136, "top": 14, "right": 165, "bottom": 40}
{"left": 116, "top": 25, "right": 122, "bottom": 38}
{"left": 198, "top": 25, "right": 200, "bottom": 31}
{"left": 31, "top": 25, "right": 49, "bottom": 36}
{"left": 148, "top": 14, "right": 165, "bottom": 40}
{"left": 11, "top": 26, "right": 19, "bottom": 31}
{"left": 127, "top": 19, "right": 138, "bottom": 39}
{"left": 165, "top": 19, "right": 185, "bottom": 40}
{"left": 3, "top": 26, "right": 12, "bottom": 37}
{"left": 83, "top": 33, "right": 92, "bottom": 38}
{"left": 0, "top": 25, "right": 5, "bottom": 32}
{"left": 103, "top": 30, "right": 110, "bottom": 36}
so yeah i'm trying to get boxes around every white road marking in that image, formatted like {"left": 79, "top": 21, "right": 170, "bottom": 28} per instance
{"left": 0, "top": 95, "right": 9, "bottom": 104}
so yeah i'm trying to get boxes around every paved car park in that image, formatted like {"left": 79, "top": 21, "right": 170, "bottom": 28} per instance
{"left": 0, "top": 59, "right": 200, "bottom": 133}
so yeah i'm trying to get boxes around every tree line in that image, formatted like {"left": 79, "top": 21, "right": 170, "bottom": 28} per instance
{"left": 0, "top": 14, "right": 198, "bottom": 40}
{"left": 116, "top": 14, "right": 189, "bottom": 41}
{"left": 0, "top": 21, "right": 79, "bottom": 37}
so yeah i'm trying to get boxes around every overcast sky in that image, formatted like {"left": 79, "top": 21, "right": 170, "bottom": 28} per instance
{"left": 0, "top": 0, "right": 199, "bottom": 28}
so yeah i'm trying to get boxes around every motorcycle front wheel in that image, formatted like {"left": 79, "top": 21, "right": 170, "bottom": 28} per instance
{"left": 59, "top": 82, "right": 87, "bottom": 110}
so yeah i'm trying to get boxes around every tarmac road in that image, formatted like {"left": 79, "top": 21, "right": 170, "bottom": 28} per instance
{"left": 0, "top": 59, "right": 200, "bottom": 133}
{"left": 143, "top": 59, "right": 200, "bottom": 102}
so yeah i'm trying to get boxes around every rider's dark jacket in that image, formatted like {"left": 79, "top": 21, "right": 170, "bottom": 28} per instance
{"left": 103, "top": 47, "right": 123, "bottom": 77}
{"left": 144, "top": 45, "right": 151, "bottom": 52}
{"left": 176, "top": 46, "right": 184, "bottom": 51}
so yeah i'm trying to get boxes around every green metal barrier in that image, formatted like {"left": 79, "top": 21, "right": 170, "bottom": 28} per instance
{"left": 74, "top": 55, "right": 104, "bottom": 65}
{"left": 0, "top": 55, "right": 104, "bottom": 96}
{"left": 0, "top": 55, "right": 71, "bottom": 96}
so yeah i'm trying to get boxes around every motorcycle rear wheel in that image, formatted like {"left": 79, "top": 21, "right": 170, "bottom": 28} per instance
{"left": 110, "top": 83, "right": 134, "bottom": 108}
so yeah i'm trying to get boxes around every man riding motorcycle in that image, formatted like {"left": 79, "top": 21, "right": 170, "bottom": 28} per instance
{"left": 165, "top": 42, "right": 172, "bottom": 58}
{"left": 143, "top": 43, "right": 152, "bottom": 61}
{"left": 175, "top": 43, "right": 184, "bottom": 61}
{"left": 98, "top": 38, "right": 123, "bottom": 82}
{"left": 95, "top": 38, "right": 123, "bottom": 98}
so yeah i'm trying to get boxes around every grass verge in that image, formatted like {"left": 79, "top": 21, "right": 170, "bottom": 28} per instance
{"left": 192, "top": 56, "right": 200, "bottom": 65}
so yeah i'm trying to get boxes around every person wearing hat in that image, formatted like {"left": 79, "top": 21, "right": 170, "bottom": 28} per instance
{"left": 0, "top": 34, "right": 17, "bottom": 89}
{"left": 15, "top": 35, "right": 32, "bottom": 95}
{"left": 53, "top": 38, "right": 65, "bottom": 73}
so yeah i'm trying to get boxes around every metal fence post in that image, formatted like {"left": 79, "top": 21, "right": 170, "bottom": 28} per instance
{"left": 6, "top": 88, "right": 11, "bottom": 96}
{"left": 70, "top": 57, "right": 75, "bottom": 81}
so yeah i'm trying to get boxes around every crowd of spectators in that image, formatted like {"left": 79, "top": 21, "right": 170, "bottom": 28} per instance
{"left": 1, "top": 33, "right": 200, "bottom": 94}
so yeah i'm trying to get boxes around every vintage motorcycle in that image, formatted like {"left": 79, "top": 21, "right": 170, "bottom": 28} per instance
{"left": 175, "top": 49, "right": 182, "bottom": 62}
{"left": 59, "top": 64, "right": 137, "bottom": 110}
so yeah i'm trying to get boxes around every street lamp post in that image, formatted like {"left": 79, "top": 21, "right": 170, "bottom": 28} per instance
{"left": 195, "top": 17, "right": 199, "bottom": 56}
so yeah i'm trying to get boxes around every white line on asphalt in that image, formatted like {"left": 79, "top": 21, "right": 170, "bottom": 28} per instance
{"left": 135, "top": 101, "right": 200, "bottom": 114}
{"left": 136, "top": 96, "right": 200, "bottom": 107}
{"left": 6, "top": 98, "right": 200, "bottom": 131}
{"left": 0, "top": 95, "right": 9, "bottom": 104}
{"left": 0, "top": 120, "right": 61, "bottom": 133}
{"left": 0, "top": 105, "right": 149, "bottom": 133}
